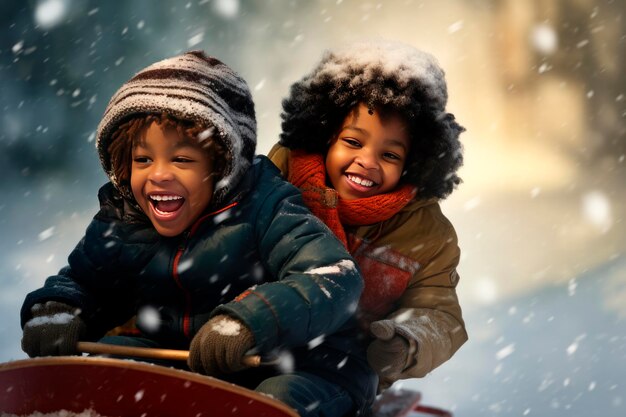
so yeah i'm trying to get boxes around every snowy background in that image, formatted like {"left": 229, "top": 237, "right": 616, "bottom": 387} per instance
{"left": 1, "top": 0, "right": 624, "bottom": 416}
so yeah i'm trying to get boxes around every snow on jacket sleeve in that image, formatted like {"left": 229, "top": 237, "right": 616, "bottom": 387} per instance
{"left": 20, "top": 183, "right": 157, "bottom": 339}
{"left": 213, "top": 159, "right": 364, "bottom": 352}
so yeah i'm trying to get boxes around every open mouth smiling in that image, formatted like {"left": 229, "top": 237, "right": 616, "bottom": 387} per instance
{"left": 148, "top": 194, "right": 185, "bottom": 216}
{"left": 346, "top": 174, "right": 377, "bottom": 188}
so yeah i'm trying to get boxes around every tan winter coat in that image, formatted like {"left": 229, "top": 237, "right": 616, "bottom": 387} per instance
{"left": 268, "top": 144, "right": 468, "bottom": 381}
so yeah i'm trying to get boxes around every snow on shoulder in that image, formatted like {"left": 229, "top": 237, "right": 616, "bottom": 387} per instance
{"left": 303, "top": 259, "right": 356, "bottom": 276}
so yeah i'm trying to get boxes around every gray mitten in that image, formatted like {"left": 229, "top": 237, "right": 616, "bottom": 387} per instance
{"left": 188, "top": 315, "right": 255, "bottom": 376}
{"left": 367, "top": 320, "right": 412, "bottom": 384}
{"left": 21, "top": 301, "right": 86, "bottom": 357}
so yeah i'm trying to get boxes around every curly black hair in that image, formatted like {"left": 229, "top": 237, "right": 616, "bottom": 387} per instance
{"left": 279, "top": 41, "right": 465, "bottom": 199}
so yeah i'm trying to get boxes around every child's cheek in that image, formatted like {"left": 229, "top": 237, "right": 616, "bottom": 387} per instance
{"left": 129, "top": 175, "right": 148, "bottom": 213}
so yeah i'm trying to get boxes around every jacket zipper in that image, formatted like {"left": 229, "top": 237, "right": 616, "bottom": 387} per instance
{"left": 170, "top": 202, "right": 239, "bottom": 339}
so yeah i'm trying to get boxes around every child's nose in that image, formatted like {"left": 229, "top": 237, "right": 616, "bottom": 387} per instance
{"left": 148, "top": 161, "right": 175, "bottom": 182}
{"left": 355, "top": 150, "right": 379, "bottom": 170}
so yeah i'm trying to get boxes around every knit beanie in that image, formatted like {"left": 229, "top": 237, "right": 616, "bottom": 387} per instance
{"left": 96, "top": 50, "right": 256, "bottom": 205}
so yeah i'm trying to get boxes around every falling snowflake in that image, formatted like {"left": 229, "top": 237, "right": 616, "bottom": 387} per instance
{"left": 496, "top": 343, "right": 515, "bottom": 360}
{"left": 276, "top": 350, "right": 295, "bottom": 374}
{"left": 567, "top": 334, "right": 586, "bottom": 356}
{"left": 308, "top": 335, "right": 325, "bottom": 349}
{"left": 463, "top": 196, "right": 481, "bottom": 211}
{"left": 38, "top": 227, "right": 55, "bottom": 241}
{"left": 582, "top": 190, "right": 612, "bottom": 233}
{"left": 337, "top": 356, "right": 348, "bottom": 369}
{"left": 530, "top": 187, "right": 541, "bottom": 198}
{"left": 34, "top": 0, "right": 70, "bottom": 30}
{"left": 178, "top": 258, "right": 193, "bottom": 273}
{"left": 221, "top": 283, "right": 231, "bottom": 295}
{"left": 447, "top": 20, "right": 464, "bottom": 34}
{"left": 473, "top": 277, "right": 498, "bottom": 304}
{"left": 568, "top": 278, "right": 577, "bottom": 296}
{"left": 538, "top": 62, "right": 552, "bottom": 74}
{"left": 12, "top": 41, "right": 24, "bottom": 54}
{"left": 137, "top": 306, "right": 160, "bottom": 332}
{"left": 187, "top": 32, "right": 204, "bottom": 48}
{"left": 134, "top": 389, "right": 145, "bottom": 402}
{"left": 214, "top": 210, "right": 231, "bottom": 224}
{"left": 254, "top": 79, "right": 266, "bottom": 91}
{"left": 530, "top": 23, "right": 558, "bottom": 55}
{"left": 577, "top": 39, "right": 590, "bottom": 48}
{"left": 213, "top": 0, "right": 239, "bottom": 19}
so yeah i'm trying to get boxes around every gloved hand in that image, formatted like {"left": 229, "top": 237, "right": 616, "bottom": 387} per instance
{"left": 188, "top": 315, "right": 255, "bottom": 376}
{"left": 366, "top": 320, "right": 414, "bottom": 384}
{"left": 21, "top": 301, "right": 86, "bottom": 357}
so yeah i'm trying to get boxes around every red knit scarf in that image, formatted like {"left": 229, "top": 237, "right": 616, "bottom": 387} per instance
{"left": 289, "top": 150, "right": 416, "bottom": 248}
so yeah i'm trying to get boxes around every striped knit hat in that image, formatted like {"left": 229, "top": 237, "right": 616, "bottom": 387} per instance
{"left": 96, "top": 50, "right": 256, "bottom": 205}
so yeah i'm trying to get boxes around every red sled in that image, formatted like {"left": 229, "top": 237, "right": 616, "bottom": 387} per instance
{"left": 0, "top": 357, "right": 452, "bottom": 417}
{"left": 0, "top": 357, "right": 298, "bottom": 417}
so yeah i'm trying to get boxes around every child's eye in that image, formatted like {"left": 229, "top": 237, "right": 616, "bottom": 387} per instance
{"left": 173, "top": 157, "right": 194, "bottom": 163}
{"left": 384, "top": 152, "right": 402, "bottom": 161}
{"left": 342, "top": 138, "right": 361, "bottom": 148}
{"left": 133, "top": 156, "right": 151, "bottom": 163}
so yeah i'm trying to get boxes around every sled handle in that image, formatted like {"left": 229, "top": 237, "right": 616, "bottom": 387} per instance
{"left": 77, "top": 342, "right": 262, "bottom": 367}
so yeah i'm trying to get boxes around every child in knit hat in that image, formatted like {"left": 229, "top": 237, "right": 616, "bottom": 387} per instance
{"left": 269, "top": 40, "right": 469, "bottom": 389}
{"left": 20, "top": 51, "right": 377, "bottom": 417}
